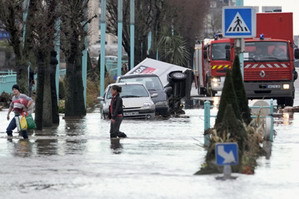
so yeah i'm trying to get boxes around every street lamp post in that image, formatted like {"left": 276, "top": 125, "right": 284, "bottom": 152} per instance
{"left": 54, "top": 18, "right": 61, "bottom": 102}
{"left": 236, "top": 0, "right": 244, "bottom": 79}
{"left": 117, "top": 0, "right": 123, "bottom": 77}
{"left": 100, "top": 0, "right": 107, "bottom": 97}
{"left": 130, "top": 0, "right": 135, "bottom": 70}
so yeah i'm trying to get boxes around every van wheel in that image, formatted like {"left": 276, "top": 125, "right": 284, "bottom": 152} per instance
{"left": 168, "top": 71, "right": 187, "bottom": 82}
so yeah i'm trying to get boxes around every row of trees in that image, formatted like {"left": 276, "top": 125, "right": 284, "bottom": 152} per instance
{"left": 106, "top": 0, "right": 210, "bottom": 67}
{"left": 0, "top": 0, "right": 210, "bottom": 130}
{"left": 0, "top": 0, "right": 89, "bottom": 129}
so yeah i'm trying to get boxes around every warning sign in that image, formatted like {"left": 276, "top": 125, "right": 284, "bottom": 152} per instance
{"left": 222, "top": 6, "right": 256, "bottom": 38}
{"left": 226, "top": 12, "right": 250, "bottom": 33}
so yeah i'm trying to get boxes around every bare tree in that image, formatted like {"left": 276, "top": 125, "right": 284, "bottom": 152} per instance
{"left": 0, "top": 0, "right": 29, "bottom": 93}
{"left": 60, "top": 0, "right": 95, "bottom": 118}
{"left": 26, "top": 0, "right": 58, "bottom": 129}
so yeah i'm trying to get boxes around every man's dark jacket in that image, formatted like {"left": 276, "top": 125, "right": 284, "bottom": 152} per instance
{"left": 108, "top": 94, "right": 123, "bottom": 119}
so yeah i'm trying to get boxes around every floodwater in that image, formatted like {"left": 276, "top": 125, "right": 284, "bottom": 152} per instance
{"left": 1, "top": 75, "right": 299, "bottom": 198}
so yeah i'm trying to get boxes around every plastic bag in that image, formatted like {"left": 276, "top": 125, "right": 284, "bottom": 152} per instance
{"left": 15, "top": 116, "right": 21, "bottom": 132}
{"left": 20, "top": 116, "right": 28, "bottom": 130}
{"left": 25, "top": 114, "right": 36, "bottom": 129}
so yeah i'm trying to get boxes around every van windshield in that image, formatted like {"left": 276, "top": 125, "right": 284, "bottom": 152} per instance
{"left": 119, "top": 76, "right": 163, "bottom": 91}
{"left": 107, "top": 84, "right": 149, "bottom": 99}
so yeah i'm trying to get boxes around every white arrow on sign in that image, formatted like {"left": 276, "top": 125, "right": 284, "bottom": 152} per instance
{"left": 218, "top": 145, "right": 236, "bottom": 163}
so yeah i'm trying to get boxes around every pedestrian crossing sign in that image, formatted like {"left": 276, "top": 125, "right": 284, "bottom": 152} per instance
{"left": 222, "top": 6, "right": 256, "bottom": 38}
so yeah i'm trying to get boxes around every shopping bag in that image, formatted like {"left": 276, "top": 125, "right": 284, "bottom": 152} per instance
{"left": 25, "top": 114, "right": 36, "bottom": 129}
{"left": 20, "top": 115, "right": 28, "bottom": 130}
{"left": 15, "top": 116, "right": 21, "bottom": 132}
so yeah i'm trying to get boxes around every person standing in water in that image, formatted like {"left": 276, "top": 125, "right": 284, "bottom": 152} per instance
{"left": 108, "top": 85, "right": 127, "bottom": 138}
{"left": 6, "top": 85, "right": 33, "bottom": 139}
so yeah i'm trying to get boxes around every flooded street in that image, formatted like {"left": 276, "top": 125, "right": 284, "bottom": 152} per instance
{"left": 1, "top": 76, "right": 299, "bottom": 198}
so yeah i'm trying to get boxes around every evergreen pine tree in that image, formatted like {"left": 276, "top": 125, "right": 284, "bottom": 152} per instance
{"left": 231, "top": 55, "right": 252, "bottom": 125}
{"left": 215, "top": 70, "right": 241, "bottom": 126}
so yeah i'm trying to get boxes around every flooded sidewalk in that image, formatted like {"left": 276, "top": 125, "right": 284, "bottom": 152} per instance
{"left": 0, "top": 109, "right": 299, "bottom": 199}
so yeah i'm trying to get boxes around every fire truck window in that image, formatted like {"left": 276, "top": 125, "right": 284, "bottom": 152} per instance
{"left": 211, "top": 43, "right": 228, "bottom": 60}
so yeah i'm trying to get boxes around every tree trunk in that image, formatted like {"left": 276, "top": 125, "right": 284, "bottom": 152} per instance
{"left": 65, "top": 56, "right": 86, "bottom": 118}
{"left": 16, "top": 61, "right": 29, "bottom": 95}
{"left": 42, "top": 68, "right": 53, "bottom": 127}
{"left": 35, "top": 52, "right": 46, "bottom": 130}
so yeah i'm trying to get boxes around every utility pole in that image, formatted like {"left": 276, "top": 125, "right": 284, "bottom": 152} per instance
{"left": 130, "top": 0, "right": 135, "bottom": 69}
{"left": 236, "top": 0, "right": 244, "bottom": 79}
{"left": 117, "top": 0, "right": 123, "bottom": 77}
{"left": 100, "top": 0, "right": 107, "bottom": 97}
{"left": 54, "top": 18, "right": 61, "bottom": 102}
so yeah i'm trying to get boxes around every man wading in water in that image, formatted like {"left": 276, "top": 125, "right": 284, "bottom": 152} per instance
{"left": 108, "top": 85, "right": 127, "bottom": 139}
{"left": 6, "top": 85, "right": 33, "bottom": 139}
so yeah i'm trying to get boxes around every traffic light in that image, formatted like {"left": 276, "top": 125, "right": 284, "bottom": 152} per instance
{"left": 50, "top": 50, "right": 58, "bottom": 65}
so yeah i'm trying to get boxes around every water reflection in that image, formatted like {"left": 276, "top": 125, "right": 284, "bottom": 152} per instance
{"left": 110, "top": 138, "right": 123, "bottom": 154}
{"left": 35, "top": 139, "right": 58, "bottom": 156}
{"left": 263, "top": 141, "right": 272, "bottom": 160}
{"left": 282, "top": 112, "right": 293, "bottom": 125}
{"left": 64, "top": 119, "right": 87, "bottom": 154}
{"left": 12, "top": 140, "right": 32, "bottom": 157}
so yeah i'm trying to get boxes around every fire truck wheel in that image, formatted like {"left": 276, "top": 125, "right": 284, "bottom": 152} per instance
{"left": 277, "top": 97, "right": 294, "bottom": 107}
{"left": 285, "top": 97, "right": 294, "bottom": 107}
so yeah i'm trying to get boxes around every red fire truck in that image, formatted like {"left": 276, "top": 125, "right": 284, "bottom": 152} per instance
{"left": 193, "top": 12, "right": 299, "bottom": 106}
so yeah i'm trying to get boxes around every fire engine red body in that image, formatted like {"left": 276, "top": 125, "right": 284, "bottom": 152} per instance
{"left": 193, "top": 12, "right": 299, "bottom": 106}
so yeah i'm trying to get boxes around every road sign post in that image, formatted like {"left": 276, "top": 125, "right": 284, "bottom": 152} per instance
{"left": 215, "top": 142, "right": 239, "bottom": 180}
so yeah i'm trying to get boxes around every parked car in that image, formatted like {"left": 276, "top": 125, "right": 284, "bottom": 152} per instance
{"left": 117, "top": 73, "right": 169, "bottom": 117}
{"left": 99, "top": 82, "right": 156, "bottom": 119}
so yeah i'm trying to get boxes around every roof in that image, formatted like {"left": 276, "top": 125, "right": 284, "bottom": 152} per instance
{"left": 125, "top": 58, "right": 191, "bottom": 87}
{"left": 108, "top": 82, "right": 145, "bottom": 87}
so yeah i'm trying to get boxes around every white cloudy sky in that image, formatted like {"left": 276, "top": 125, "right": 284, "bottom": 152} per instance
{"left": 244, "top": 0, "right": 299, "bottom": 35}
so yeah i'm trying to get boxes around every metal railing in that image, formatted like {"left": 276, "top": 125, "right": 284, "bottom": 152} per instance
{"left": 0, "top": 69, "right": 66, "bottom": 94}
{"left": 203, "top": 99, "right": 274, "bottom": 146}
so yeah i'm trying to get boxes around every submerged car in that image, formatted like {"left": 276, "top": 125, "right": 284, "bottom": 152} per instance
{"left": 100, "top": 82, "right": 156, "bottom": 119}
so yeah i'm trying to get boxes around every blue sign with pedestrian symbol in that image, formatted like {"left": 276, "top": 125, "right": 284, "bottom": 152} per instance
{"left": 222, "top": 6, "right": 256, "bottom": 38}
{"left": 216, "top": 143, "right": 239, "bottom": 166}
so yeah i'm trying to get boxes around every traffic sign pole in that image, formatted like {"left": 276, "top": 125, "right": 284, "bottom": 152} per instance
{"left": 236, "top": 0, "right": 244, "bottom": 80}
{"left": 223, "top": 6, "right": 256, "bottom": 81}
{"left": 215, "top": 143, "right": 238, "bottom": 180}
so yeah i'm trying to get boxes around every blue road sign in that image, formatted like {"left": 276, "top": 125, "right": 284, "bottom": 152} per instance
{"left": 0, "top": 30, "right": 10, "bottom": 40}
{"left": 222, "top": 6, "right": 256, "bottom": 38}
{"left": 216, "top": 143, "right": 239, "bottom": 166}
